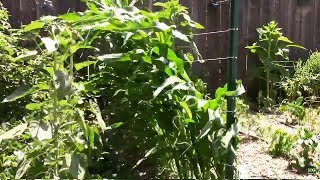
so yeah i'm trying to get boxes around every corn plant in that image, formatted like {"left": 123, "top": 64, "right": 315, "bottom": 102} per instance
{"left": 0, "top": 0, "right": 244, "bottom": 179}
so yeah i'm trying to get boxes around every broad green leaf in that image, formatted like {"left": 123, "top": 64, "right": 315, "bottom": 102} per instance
{"left": 23, "top": 21, "right": 44, "bottom": 32}
{"left": 75, "top": 61, "right": 97, "bottom": 71}
{"left": 155, "top": 22, "right": 170, "bottom": 31}
{"left": 41, "top": 37, "right": 58, "bottom": 53}
{"left": 60, "top": 13, "right": 81, "bottom": 22}
{"left": 153, "top": 76, "right": 185, "bottom": 97}
{"left": 0, "top": 123, "right": 28, "bottom": 142}
{"left": 70, "top": 153, "right": 87, "bottom": 180}
{"left": 16, "top": 50, "right": 38, "bottom": 61}
{"left": 278, "top": 36, "right": 293, "bottom": 43}
{"left": 26, "top": 103, "right": 43, "bottom": 111}
{"left": 184, "top": 118, "right": 195, "bottom": 125}
{"left": 55, "top": 70, "right": 72, "bottom": 100}
{"left": 29, "top": 121, "right": 52, "bottom": 141}
{"left": 89, "top": 100, "right": 107, "bottom": 131}
{"left": 194, "top": 22, "right": 205, "bottom": 29}
{"left": 172, "top": 30, "right": 189, "bottom": 42}
{"left": 2, "top": 85, "right": 35, "bottom": 103}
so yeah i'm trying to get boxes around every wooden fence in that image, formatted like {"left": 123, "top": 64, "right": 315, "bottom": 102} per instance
{"left": 1, "top": 0, "right": 320, "bottom": 95}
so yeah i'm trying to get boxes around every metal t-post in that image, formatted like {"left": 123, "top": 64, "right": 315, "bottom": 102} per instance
{"left": 226, "top": 0, "right": 239, "bottom": 179}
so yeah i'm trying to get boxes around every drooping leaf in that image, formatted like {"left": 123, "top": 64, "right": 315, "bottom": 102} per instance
{"left": 172, "top": 30, "right": 189, "bottom": 42}
{"left": 2, "top": 85, "right": 35, "bottom": 103}
{"left": 133, "top": 146, "right": 157, "bottom": 169}
{"left": 197, "top": 109, "right": 215, "bottom": 139}
{"left": 153, "top": 76, "right": 185, "bottom": 97}
{"left": 89, "top": 100, "right": 107, "bottom": 131}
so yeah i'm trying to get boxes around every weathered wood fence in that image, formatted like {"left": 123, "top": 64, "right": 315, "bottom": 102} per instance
{"left": 1, "top": 0, "right": 320, "bottom": 95}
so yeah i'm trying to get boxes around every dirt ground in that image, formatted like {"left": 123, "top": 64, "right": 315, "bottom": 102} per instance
{"left": 236, "top": 112, "right": 319, "bottom": 179}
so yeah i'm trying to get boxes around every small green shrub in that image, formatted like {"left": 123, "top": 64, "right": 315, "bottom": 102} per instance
{"left": 284, "top": 52, "right": 320, "bottom": 99}
{"left": 290, "top": 129, "right": 319, "bottom": 172}
{"left": 278, "top": 97, "right": 306, "bottom": 125}
{"left": 268, "top": 128, "right": 296, "bottom": 157}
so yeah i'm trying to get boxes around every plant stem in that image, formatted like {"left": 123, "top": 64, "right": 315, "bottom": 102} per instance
{"left": 52, "top": 52, "right": 60, "bottom": 177}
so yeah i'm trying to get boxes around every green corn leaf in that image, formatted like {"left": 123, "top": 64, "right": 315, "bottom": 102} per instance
{"left": 154, "top": 76, "right": 185, "bottom": 97}
{"left": 133, "top": 146, "right": 157, "bottom": 169}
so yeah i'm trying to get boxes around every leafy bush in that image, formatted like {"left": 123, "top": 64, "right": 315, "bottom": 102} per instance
{"left": 246, "top": 21, "right": 304, "bottom": 108}
{"left": 278, "top": 97, "right": 306, "bottom": 125}
{"left": 0, "top": 0, "right": 242, "bottom": 179}
{"left": 283, "top": 52, "right": 320, "bottom": 99}
{"left": 268, "top": 128, "right": 296, "bottom": 157}
{"left": 290, "top": 129, "right": 319, "bottom": 172}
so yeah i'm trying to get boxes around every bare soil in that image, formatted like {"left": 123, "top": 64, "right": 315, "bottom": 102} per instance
{"left": 237, "top": 112, "right": 319, "bottom": 179}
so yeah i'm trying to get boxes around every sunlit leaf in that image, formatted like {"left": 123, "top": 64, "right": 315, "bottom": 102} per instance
{"left": 0, "top": 123, "right": 28, "bottom": 142}
{"left": 41, "top": 37, "right": 58, "bottom": 53}
{"left": 154, "top": 76, "right": 185, "bottom": 97}
{"left": 70, "top": 153, "right": 87, "bottom": 180}
{"left": 15, "top": 159, "right": 30, "bottom": 179}
{"left": 23, "top": 21, "right": 44, "bottom": 32}
{"left": 89, "top": 100, "right": 107, "bottom": 131}
{"left": 75, "top": 61, "right": 97, "bottom": 71}
{"left": 16, "top": 50, "right": 38, "bottom": 61}
{"left": 2, "top": 85, "right": 35, "bottom": 103}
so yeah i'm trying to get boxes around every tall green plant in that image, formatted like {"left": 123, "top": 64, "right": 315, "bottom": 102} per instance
{"left": 246, "top": 21, "right": 304, "bottom": 108}
{"left": 0, "top": 0, "right": 244, "bottom": 179}
{"left": 0, "top": 16, "right": 121, "bottom": 179}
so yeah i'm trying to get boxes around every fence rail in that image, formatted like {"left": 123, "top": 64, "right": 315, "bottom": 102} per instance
{"left": 1, "top": 0, "right": 320, "bottom": 96}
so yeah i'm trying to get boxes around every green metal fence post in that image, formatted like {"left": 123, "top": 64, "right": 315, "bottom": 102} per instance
{"left": 226, "top": 0, "right": 239, "bottom": 179}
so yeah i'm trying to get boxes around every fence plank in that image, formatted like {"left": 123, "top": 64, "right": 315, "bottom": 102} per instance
{"left": 20, "top": 0, "right": 37, "bottom": 25}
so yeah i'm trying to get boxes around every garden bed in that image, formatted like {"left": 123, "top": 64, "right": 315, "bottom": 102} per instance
{"left": 237, "top": 111, "right": 320, "bottom": 179}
